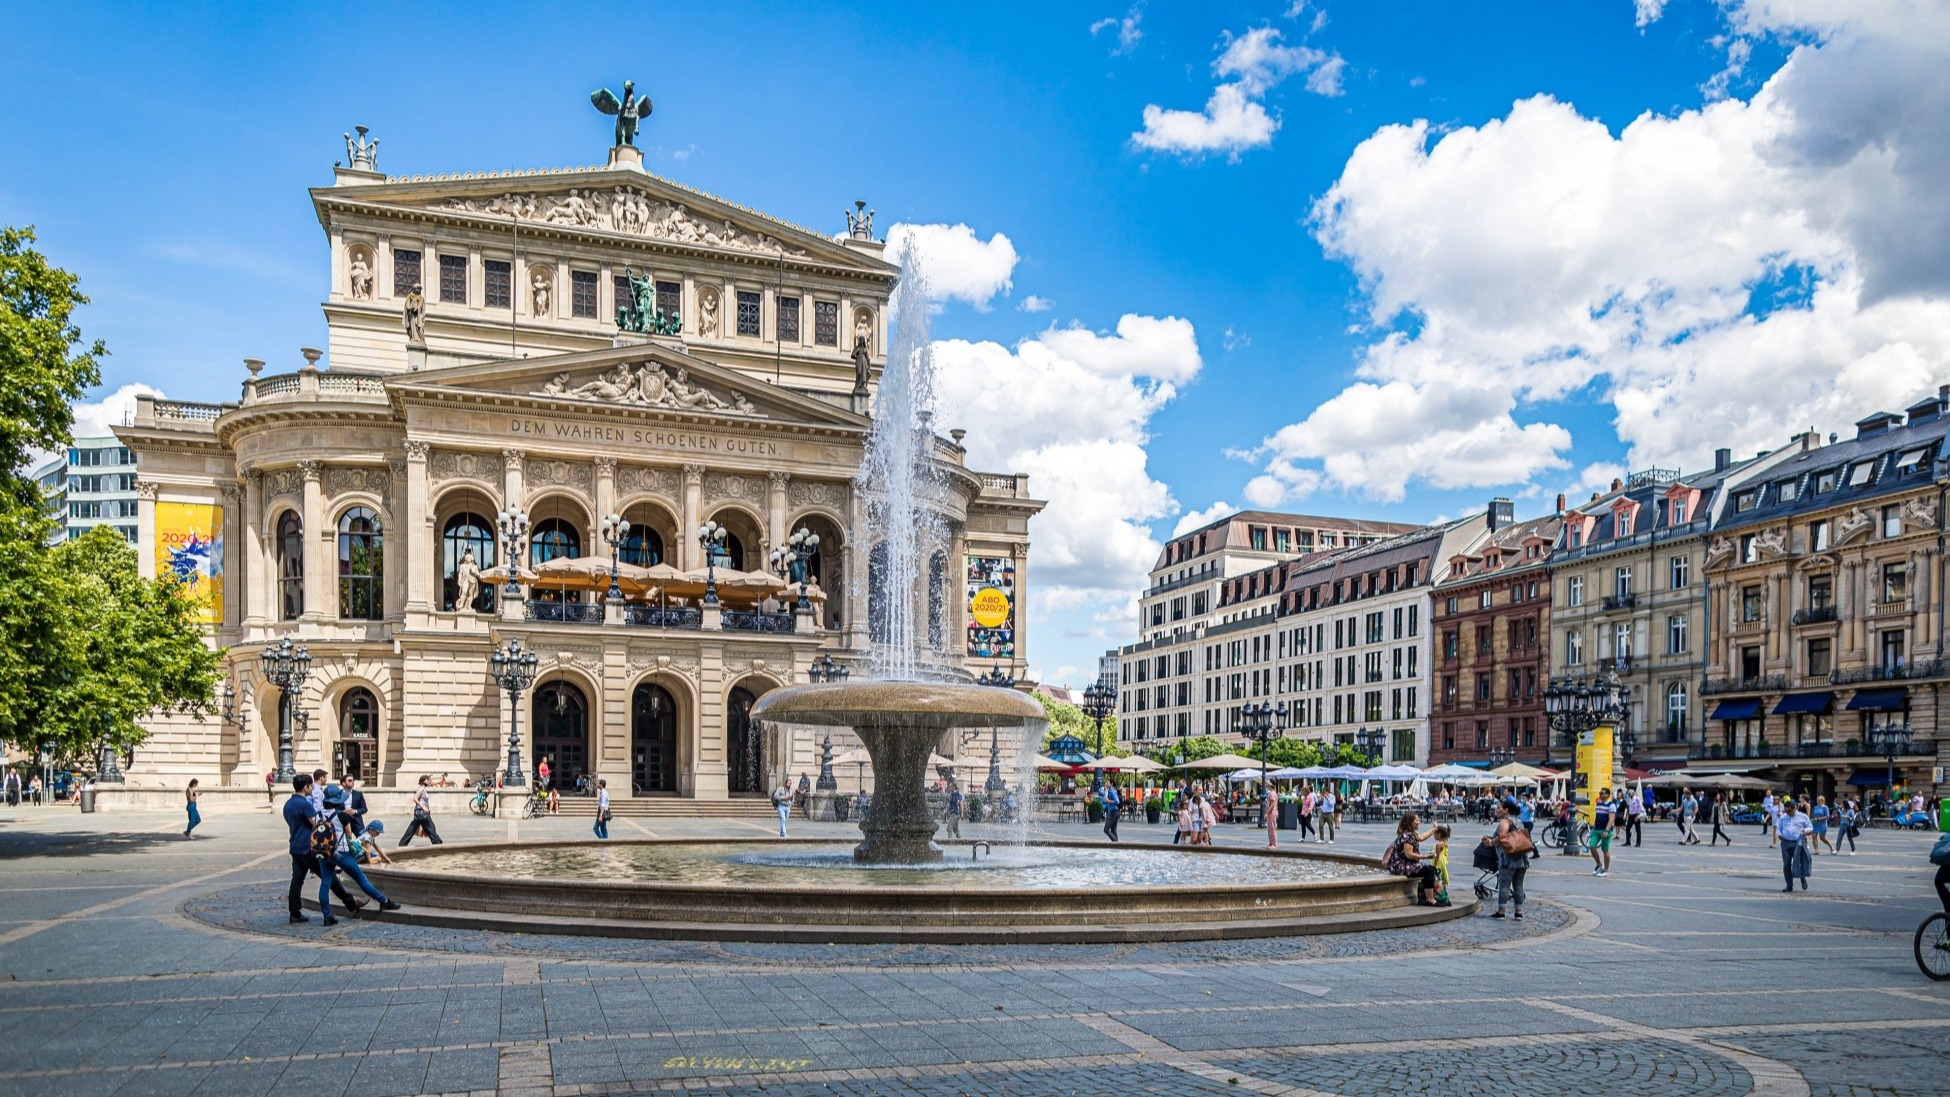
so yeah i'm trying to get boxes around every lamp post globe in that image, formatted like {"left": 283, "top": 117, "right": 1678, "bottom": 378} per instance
{"left": 600, "top": 514, "right": 631, "bottom": 603}
{"left": 1080, "top": 681, "right": 1115, "bottom": 792}
{"left": 260, "top": 637, "right": 313, "bottom": 783}
{"left": 696, "top": 521, "right": 726, "bottom": 605}
{"left": 488, "top": 637, "right": 540, "bottom": 787}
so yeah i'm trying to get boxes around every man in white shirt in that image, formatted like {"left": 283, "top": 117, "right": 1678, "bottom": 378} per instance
{"left": 1318, "top": 790, "right": 1337, "bottom": 843}
{"left": 1776, "top": 800, "right": 1812, "bottom": 892}
{"left": 1763, "top": 792, "right": 1779, "bottom": 846}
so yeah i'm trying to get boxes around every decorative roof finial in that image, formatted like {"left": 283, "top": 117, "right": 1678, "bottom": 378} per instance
{"left": 845, "top": 200, "right": 876, "bottom": 240}
{"left": 591, "top": 81, "right": 654, "bottom": 147}
{"left": 343, "top": 125, "right": 378, "bottom": 171}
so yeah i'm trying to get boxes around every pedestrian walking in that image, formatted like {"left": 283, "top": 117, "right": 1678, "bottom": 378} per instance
{"left": 321, "top": 784, "right": 399, "bottom": 916}
{"left": 4, "top": 768, "right": 21, "bottom": 806}
{"left": 398, "top": 775, "right": 443, "bottom": 846}
{"left": 1680, "top": 791, "right": 1701, "bottom": 845}
{"left": 1518, "top": 793, "right": 1538, "bottom": 860}
{"left": 1318, "top": 788, "right": 1338, "bottom": 843}
{"left": 1588, "top": 788, "right": 1616, "bottom": 876}
{"left": 184, "top": 779, "right": 201, "bottom": 839}
{"left": 1835, "top": 798, "right": 1859, "bottom": 855}
{"left": 283, "top": 774, "right": 362, "bottom": 925}
{"left": 1777, "top": 799, "right": 1812, "bottom": 892}
{"left": 593, "top": 779, "right": 611, "bottom": 839}
{"left": 1296, "top": 788, "right": 1314, "bottom": 842}
{"left": 1263, "top": 787, "right": 1278, "bottom": 849}
{"left": 1763, "top": 791, "right": 1780, "bottom": 845}
{"left": 341, "top": 776, "right": 368, "bottom": 826}
{"left": 944, "top": 783, "right": 963, "bottom": 839}
{"left": 1197, "top": 791, "right": 1218, "bottom": 844}
{"left": 795, "top": 772, "right": 812, "bottom": 819}
{"left": 1623, "top": 791, "right": 1644, "bottom": 847}
{"left": 265, "top": 770, "right": 276, "bottom": 804}
{"left": 1488, "top": 798, "right": 1533, "bottom": 919}
{"left": 1811, "top": 796, "right": 1834, "bottom": 854}
{"left": 1709, "top": 792, "right": 1735, "bottom": 846}
{"left": 771, "top": 781, "right": 792, "bottom": 837}
{"left": 1100, "top": 783, "right": 1121, "bottom": 842}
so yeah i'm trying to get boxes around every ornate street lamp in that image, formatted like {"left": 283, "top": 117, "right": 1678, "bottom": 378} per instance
{"left": 488, "top": 637, "right": 540, "bottom": 787}
{"left": 1356, "top": 726, "right": 1385, "bottom": 768}
{"left": 600, "top": 513, "right": 632, "bottom": 603}
{"left": 696, "top": 521, "right": 727, "bottom": 605}
{"left": 259, "top": 637, "right": 314, "bottom": 782}
{"left": 769, "top": 526, "right": 820, "bottom": 614}
{"left": 1867, "top": 718, "right": 1912, "bottom": 803}
{"left": 1543, "top": 670, "right": 1630, "bottom": 855}
{"left": 1236, "top": 700, "right": 1290, "bottom": 794}
{"left": 497, "top": 508, "right": 530, "bottom": 596}
{"left": 978, "top": 666, "right": 1017, "bottom": 794}
{"left": 1080, "top": 680, "right": 1115, "bottom": 792}
{"left": 807, "top": 652, "right": 849, "bottom": 683}
{"left": 1487, "top": 746, "right": 1514, "bottom": 768}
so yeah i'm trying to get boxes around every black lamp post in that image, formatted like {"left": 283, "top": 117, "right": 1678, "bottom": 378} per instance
{"left": 488, "top": 637, "right": 540, "bottom": 787}
{"left": 807, "top": 653, "right": 848, "bottom": 791}
{"left": 1356, "top": 726, "right": 1384, "bottom": 767}
{"left": 260, "top": 637, "right": 313, "bottom": 783}
{"left": 1487, "top": 746, "right": 1513, "bottom": 768}
{"left": 1543, "top": 669, "right": 1629, "bottom": 855}
{"left": 1081, "top": 680, "right": 1115, "bottom": 792}
{"left": 600, "top": 513, "right": 632, "bottom": 603}
{"left": 497, "top": 508, "right": 530, "bottom": 596}
{"left": 697, "top": 521, "right": 727, "bottom": 605}
{"left": 1867, "top": 718, "right": 1912, "bottom": 802}
{"left": 770, "top": 526, "right": 820, "bottom": 614}
{"left": 1237, "top": 700, "right": 1289, "bottom": 793}
{"left": 978, "top": 666, "right": 1017, "bottom": 794}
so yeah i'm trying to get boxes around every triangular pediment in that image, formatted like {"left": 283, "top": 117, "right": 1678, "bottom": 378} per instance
{"left": 315, "top": 164, "right": 893, "bottom": 274}
{"left": 389, "top": 342, "right": 870, "bottom": 431}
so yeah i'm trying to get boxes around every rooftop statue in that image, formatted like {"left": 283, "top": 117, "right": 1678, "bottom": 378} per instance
{"left": 591, "top": 81, "right": 654, "bottom": 147}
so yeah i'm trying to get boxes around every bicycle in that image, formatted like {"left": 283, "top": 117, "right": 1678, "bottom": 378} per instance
{"left": 468, "top": 788, "right": 492, "bottom": 816}
{"left": 1542, "top": 819, "right": 1588, "bottom": 850}
{"left": 521, "top": 792, "right": 545, "bottom": 820}
{"left": 1916, "top": 912, "right": 1950, "bottom": 981}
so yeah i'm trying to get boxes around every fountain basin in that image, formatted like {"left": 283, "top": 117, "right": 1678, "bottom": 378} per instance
{"left": 750, "top": 682, "right": 1046, "bottom": 864}
{"left": 362, "top": 838, "right": 1467, "bottom": 943}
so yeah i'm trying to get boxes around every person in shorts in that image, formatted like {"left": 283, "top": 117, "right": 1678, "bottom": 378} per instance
{"left": 1588, "top": 788, "right": 1615, "bottom": 877}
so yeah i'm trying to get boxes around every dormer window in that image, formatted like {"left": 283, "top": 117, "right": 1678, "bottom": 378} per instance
{"left": 1734, "top": 490, "right": 1758, "bottom": 513}
{"left": 1814, "top": 469, "right": 1838, "bottom": 493}
{"left": 1776, "top": 479, "right": 1799, "bottom": 503}
{"left": 1847, "top": 462, "right": 1875, "bottom": 488}
{"left": 1897, "top": 447, "right": 1930, "bottom": 474}
{"left": 1672, "top": 498, "right": 1688, "bottom": 524}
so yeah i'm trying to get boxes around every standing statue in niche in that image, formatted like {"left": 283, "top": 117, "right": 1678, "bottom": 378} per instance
{"left": 454, "top": 548, "right": 481, "bottom": 612}
{"left": 697, "top": 289, "right": 720, "bottom": 338}
{"left": 402, "top": 283, "right": 426, "bottom": 344}
{"left": 348, "top": 253, "right": 374, "bottom": 299}
{"left": 531, "top": 270, "right": 552, "bottom": 317}
{"left": 852, "top": 335, "right": 872, "bottom": 397}
{"left": 591, "top": 81, "right": 654, "bottom": 147}
{"left": 614, "top": 267, "right": 682, "bottom": 336}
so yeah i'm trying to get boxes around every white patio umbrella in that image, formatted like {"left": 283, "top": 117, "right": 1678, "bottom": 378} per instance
{"left": 1176, "top": 753, "right": 1263, "bottom": 770}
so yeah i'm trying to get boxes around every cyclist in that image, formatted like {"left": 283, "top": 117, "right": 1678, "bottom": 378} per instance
{"left": 1934, "top": 840, "right": 1950, "bottom": 915}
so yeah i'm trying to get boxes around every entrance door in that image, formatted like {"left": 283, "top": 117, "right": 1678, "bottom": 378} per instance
{"left": 727, "top": 686, "right": 762, "bottom": 794}
{"left": 532, "top": 682, "right": 590, "bottom": 789}
{"left": 338, "top": 687, "right": 379, "bottom": 783}
{"left": 632, "top": 683, "right": 678, "bottom": 794}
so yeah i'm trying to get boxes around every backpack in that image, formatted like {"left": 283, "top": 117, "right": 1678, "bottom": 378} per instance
{"left": 309, "top": 814, "right": 337, "bottom": 857}
{"left": 1930, "top": 832, "right": 1950, "bottom": 867}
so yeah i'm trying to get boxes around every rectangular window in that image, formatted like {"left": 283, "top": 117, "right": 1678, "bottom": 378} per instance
{"left": 1670, "top": 555, "right": 1689, "bottom": 589}
{"left": 1847, "top": 461, "right": 1874, "bottom": 487}
{"left": 1741, "top": 585, "right": 1764, "bottom": 622}
{"left": 1882, "top": 504, "right": 1902, "bottom": 539}
{"left": 1568, "top": 576, "right": 1584, "bottom": 606}
{"left": 657, "top": 281, "right": 681, "bottom": 321}
{"left": 1741, "top": 646, "right": 1761, "bottom": 681}
{"left": 1897, "top": 447, "right": 1929, "bottom": 474}
{"left": 1667, "top": 614, "right": 1688, "bottom": 655}
{"left": 1815, "top": 469, "right": 1838, "bottom": 493}
{"left": 1274, "top": 529, "right": 1291, "bottom": 552}
{"left": 1391, "top": 728, "right": 1415, "bottom": 762}
{"left": 1735, "top": 490, "right": 1758, "bottom": 512}
{"left": 813, "top": 300, "right": 840, "bottom": 346}
{"left": 1741, "top": 534, "right": 1757, "bottom": 563}
{"left": 1776, "top": 479, "right": 1799, "bottom": 503}
{"left": 1807, "top": 638, "right": 1832, "bottom": 677}
{"left": 571, "top": 270, "right": 598, "bottom": 318}
{"left": 776, "top": 296, "right": 801, "bottom": 343}
{"left": 1250, "top": 527, "right": 1268, "bottom": 550}
{"left": 1567, "top": 631, "right": 1583, "bottom": 666}
{"left": 1672, "top": 498, "right": 1689, "bottom": 524}
{"left": 1615, "top": 566, "right": 1632, "bottom": 597}
{"left": 1407, "top": 646, "right": 1418, "bottom": 677}
{"left": 1810, "top": 519, "right": 1829, "bottom": 551}
{"left": 1808, "top": 576, "right": 1832, "bottom": 610}
{"left": 437, "top": 254, "right": 467, "bottom": 304}
{"left": 1883, "top": 562, "right": 1909, "bottom": 603}
{"left": 393, "top": 248, "right": 422, "bottom": 296}
{"left": 1408, "top": 605, "right": 1418, "bottom": 636}
{"left": 736, "top": 290, "right": 762, "bottom": 337}
{"left": 1880, "top": 629, "right": 1905, "bottom": 670}
{"left": 1475, "top": 722, "right": 1489, "bottom": 750}
{"left": 484, "top": 259, "right": 511, "bottom": 308}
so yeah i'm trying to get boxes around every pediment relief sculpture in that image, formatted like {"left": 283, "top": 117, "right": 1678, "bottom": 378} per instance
{"left": 1753, "top": 527, "right": 1788, "bottom": 559}
{"left": 1901, "top": 494, "right": 1938, "bottom": 529}
{"left": 1835, "top": 507, "right": 1874, "bottom": 544}
{"left": 1705, "top": 536, "right": 1734, "bottom": 563}
{"left": 435, "top": 187, "right": 808, "bottom": 256}
{"left": 534, "top": 362, "right": 763, "bottom": 416}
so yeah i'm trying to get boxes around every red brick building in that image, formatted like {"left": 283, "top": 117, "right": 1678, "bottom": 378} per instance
{"left": 1428, "top": 510, "right": 1561, "bottom": 766}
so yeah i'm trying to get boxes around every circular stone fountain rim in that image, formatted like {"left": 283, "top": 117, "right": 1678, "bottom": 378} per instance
{"left": 380, "top": 838, "right": 1389, "bottom": 898}
{"left": 750, "top": 681, "right": 1046, "bottom": 727}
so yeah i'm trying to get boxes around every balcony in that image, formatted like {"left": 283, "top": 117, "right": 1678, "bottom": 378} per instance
{"left": 1730, "top": 615, "right": 1767, "bottom": 635}
{"left": 1829, "top": 659, "right": 1950, "bottom": 685}
{"left": 1603, "top": 656, "right": 1634, "bottom": 674}
{"left": 1602, "top": 593, "right": 1637, "bottom": 611}
{"left": 1866, "top": 598, "right": 1912, "bottom": 618}
{"left": 1688, "top": 738, "right": 1935, "bottom": 761}
{"left": 1791, "top": 605, "right": 1838, "bottom": 626}
{"left": 723, "top": 610, "right": 797, "bottom": 633}
{"left": 1701, "top": 673, "right": 1788, "bottom": 695}
{"left": 622, "top": 605, "right": 702, "bottom": 630}
{"left": 525, "top": 600, "right": 605, "bottom": 625}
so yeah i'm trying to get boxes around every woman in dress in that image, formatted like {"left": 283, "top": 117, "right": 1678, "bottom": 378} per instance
{"left": 1385, "top": 813, "right": 1441, "bottom": 906}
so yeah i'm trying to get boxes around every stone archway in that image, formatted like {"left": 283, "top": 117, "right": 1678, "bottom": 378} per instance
{"left": 631, "top": 681, "right": 681, "bottom": 795}
{"left": 725, "top": 681, "right": 778, "bottom": 795}
{"left": 532, "top": 680, "right": 590, "bottom": 790}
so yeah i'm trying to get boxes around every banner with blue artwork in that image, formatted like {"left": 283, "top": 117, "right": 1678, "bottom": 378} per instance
{"left": 154, "top": 501, "right": 223, "bottom": 624}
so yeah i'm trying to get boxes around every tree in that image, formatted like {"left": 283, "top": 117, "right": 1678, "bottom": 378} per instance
{"left": 1244, "top": 737, "right": 1321, "bottom": 769}
{"left": 1162, "top": 735, "right": 1231, "bottom": 763}
{"left": 1036, "top": 692, "right": 1118, "bottom": 753}
{"left": 5, "top": 528, "right": 222, "bottom": 768}
{"left": 0, "top": 226, "right": 103, "bottom": 506}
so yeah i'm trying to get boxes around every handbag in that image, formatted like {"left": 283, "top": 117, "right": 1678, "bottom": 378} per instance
{"left": 1496, "top": 825, "right": 1534, "bottom": 857}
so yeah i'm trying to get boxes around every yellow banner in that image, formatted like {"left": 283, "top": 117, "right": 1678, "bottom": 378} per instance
{"left": 155, "top": 501, "right": 223, "bottom": 624}
{"left": 1573, "top": 724, "right": 1615, "bottom": 825}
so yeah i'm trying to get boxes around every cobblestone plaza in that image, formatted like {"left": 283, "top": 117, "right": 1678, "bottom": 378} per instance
{"left": 0, "top": 809, "right": 1944, "bottom": 1096}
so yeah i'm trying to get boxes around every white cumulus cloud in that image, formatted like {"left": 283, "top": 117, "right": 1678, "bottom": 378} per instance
{"left": 1091, "top": 6, "right": 1144, "bottom": 54}
{"left": 1018, "top": 294, "right": 1053, "bottom": 313}
{"left": 884, "top": 223, "right": 1019, "bottom": 310}
{"left": 1238, "top": 4, "right": 1950, "bottom": 502}
{"left": 1173, "top": 500, "right": 1238, "bottom": 536}
{"left": 1132, "top": 26, "right": 1345, "bottom": 159}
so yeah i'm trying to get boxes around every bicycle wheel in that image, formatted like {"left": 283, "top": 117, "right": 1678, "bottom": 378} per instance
{"left": 1917, "top": 913, "right": 1950, "bottom": 981}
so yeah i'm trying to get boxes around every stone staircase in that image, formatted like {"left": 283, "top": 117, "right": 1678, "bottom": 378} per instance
{"left": 546, "top": 796, "right": 776, "bottom": 819}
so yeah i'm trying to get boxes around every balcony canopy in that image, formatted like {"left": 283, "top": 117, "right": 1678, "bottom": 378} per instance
{"left": 1770, "top": 692, "right": 1834, "bottom": 716}
{"left": 1845, "top": 687, "right": 1908, "bottom": 712}
{"left": 1708, "top": 699, "right": 1761, "bottom": 721}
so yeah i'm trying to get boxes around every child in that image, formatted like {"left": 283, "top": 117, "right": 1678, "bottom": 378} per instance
{"left": 359, "top": 819, "right": 395, "bottom": 866}
{"left": 1430, "top": 824, "right": 1453, "bottom": 906}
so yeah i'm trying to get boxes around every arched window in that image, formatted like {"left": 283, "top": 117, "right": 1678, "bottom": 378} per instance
{"left": 716, "top": 532, "right": 745, "bottom": 571}
{"left": 440, "top": 512, "right": 496, "bottom": 612}
{"left": 532, "top": 681, "right": 589, "bottom": 785}
{"left": 727, "top": 685, "right": 762, "bottom": 794}
{"left": 927, "top": 550, "right": 946, "bottom": 650}
{"left": 1665, "top": 681, "right": 1689, "bottom": 736}
{"left": 337, "top": 687, "right": 378, "bottom": 783}
{"left": 620, "top": 526, "right": 663, "bottom": 567}
{"left": 276, "top": 510, "right": 304, "bottom": 620}
{"left": 529, "top": 517, "right": 581, "bottom": 564}
{"left": 867, "top": 542, "right": 891, "bottom": 645}
{"left": 337, "top": 506, "right": 384, "bottom": 620}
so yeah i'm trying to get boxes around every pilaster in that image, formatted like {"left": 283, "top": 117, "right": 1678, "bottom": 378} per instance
{"left": 404, "top": 442, "right": 432, "bottom": 615}
{"left": 243, "top": 471, "right": 267, "bottom": 626}
{"left": 135, "top": 482, "right": 158, "bottom": 580}
{"left": 219, "top": 481, "right": 245, "bottom": 633}
{"left": 299, "top": 461, "right": 325, "bottom": 624}
{"left": 385, "top": 457, "right": 406, "bottom": 619}
{"left": 681, "top": 463, "right": 704, "bottom": 570}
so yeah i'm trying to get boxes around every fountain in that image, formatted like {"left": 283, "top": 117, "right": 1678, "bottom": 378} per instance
{"left": 352, "top": 246, "right": 1474, "bottom": 941}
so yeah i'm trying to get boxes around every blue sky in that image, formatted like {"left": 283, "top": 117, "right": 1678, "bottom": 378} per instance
{"left": 7, "top": 1, "right": 1948, "bottom": 686}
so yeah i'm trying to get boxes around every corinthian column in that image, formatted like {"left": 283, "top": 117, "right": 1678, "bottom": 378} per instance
{"left": 299, "top": 462, "right": 325, "bottom": 623}
{"left": 404, "top": 442, "right": 432, "bottom": 614}
{"left": 243, "top": 471, "right": 267, "bottom": 627}
{"left": 767, "top": 470, "right": 789, "bottom": 558}
{"left": 682, "top": 463, "right": 704, "bottom": 570}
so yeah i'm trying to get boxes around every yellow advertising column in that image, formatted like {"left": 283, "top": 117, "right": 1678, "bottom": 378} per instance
{"left": 1573, "top": 724, "right": 1616, "bottom": 825}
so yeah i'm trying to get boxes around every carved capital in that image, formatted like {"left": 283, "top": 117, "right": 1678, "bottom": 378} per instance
{"left": 682, "top": 463, "right": 705, "bottom": 485}
{"left": 403, "top": 440, "right": 432, "bottom": 461}
{"left": 219, "top": 481, "right": 244, "bottom": 503}
{"left": 502, "top": 449, "right": 526, "bottom": 474}
{"left": 387, "top": 457, "right": 408, "bottom": 479}
{"left": 135, "top": 481, "right": 160, "bottom": 500}
{"left": 769, "top": 470, "right": 790, "bottom": 489}
{"left": 596, "top": 456, "right": 619, "bottom": 477}
{"left": 297, "top": 460, "right": 322, "bottom": 481}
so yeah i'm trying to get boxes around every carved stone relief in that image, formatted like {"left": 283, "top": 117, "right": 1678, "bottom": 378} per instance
{"left": 429, "top": 450, "right": 496, "bottom": 484}
{"left": 704, "top": 472, "right": 766, "bottom": 506}
{"left": 263, "top": 469, "right": 303, "bottom": 498}
{"left": 526, "top": 459, "right": 594, "bottom": 493}
{"left": 434, "top": 188, "right": 808, "bottom": 256}
{"left": 1901, "top": 494, "right": 1938, "bottom": 529}
{"left": 627, "top": 653, "right": 701, "bottom": 684}
{"left": 786, "top": 479, "right": 848, "bottom": 509}
{"left": 324, "top": 467, "right": 392, "bottom": 498}
{"left": 697, "top": 288, "right": 721, "bottom": 338}
{"left": 531, "top": 362, "right": 761, "bottom": 416}
{"left": 617, "top": 464, "right": 680, "bottom": 499}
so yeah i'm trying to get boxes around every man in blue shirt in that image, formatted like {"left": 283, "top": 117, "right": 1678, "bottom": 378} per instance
{"left": 1776, "top": 799, "right": 1812, "bottom": 892}
{"left": 285, "top": 773, "right": 361, "bottom": 924}
{"left": 1101, "top": 783, "right": 1121, "bottom": 842}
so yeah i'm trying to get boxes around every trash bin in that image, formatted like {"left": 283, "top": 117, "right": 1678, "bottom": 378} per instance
{"left": 79, "top": 788, "right": 96, "bottom": 813}
{"left": 1278, "top": 800, "right": 1299, "bottom": 830}
{"left": 1940, "top": 799, "right": 1950, "bottom": 833}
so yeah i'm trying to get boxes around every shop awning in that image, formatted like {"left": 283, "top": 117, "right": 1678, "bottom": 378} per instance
{"left": 1771, "top": 692, "right": 1835, "bottom": 716}
{"left": 1845, "top": 687, "right": 1908, "bottom": 711}
{"left": 1709, "top": 699, "right": 1762, "bottom": 720}
{"left": 1844, "top": 768, "right": 1892, "bottom": 787}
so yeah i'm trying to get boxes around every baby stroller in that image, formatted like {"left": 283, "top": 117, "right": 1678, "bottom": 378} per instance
{"left": 1470, "top": 841, "right": 1500, "bottom": 901}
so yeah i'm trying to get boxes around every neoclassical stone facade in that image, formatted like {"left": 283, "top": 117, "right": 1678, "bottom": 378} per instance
{"left": 117, "top": 139, "right": 1042, "bottom": 797}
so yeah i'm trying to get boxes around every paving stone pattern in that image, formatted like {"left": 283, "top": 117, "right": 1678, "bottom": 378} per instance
{"left": 1, "top": 808, "right": 1947, "bottom": 1096}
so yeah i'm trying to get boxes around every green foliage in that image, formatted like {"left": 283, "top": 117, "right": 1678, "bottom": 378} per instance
{"left": 1036, "top": 692, "right": 1117, "bottom": 752}
{"left": 1159, "top": 735, "right": 1230, "bottom": 763}
{"left": 0, "top": 226, "right": 103, "bottom": 506}
{"left": 1244, "top": 737, "right": 1321, "bottom": 769}
{"left": 1329, "top": 742, "right": 1377, "bottom": 767}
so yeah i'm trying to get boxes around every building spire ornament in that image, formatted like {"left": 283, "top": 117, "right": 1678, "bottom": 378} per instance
{"left": 343, "top": 125, "right": 378, "bottom": 171}
{"left": 844, "top": 200, "right": 875, "bottom": 240}
{"left": 591, "top": 81, "right": 654, "bottom": 147}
